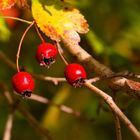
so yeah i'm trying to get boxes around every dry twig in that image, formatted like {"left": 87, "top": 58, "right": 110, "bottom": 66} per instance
{"left": 84, "top": 81, "right": 140, "bottom": 140}
{"left": 3, "top": 112, "right": 14, "bottom": 140}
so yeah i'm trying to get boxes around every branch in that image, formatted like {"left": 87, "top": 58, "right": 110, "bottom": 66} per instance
{"left": 25, "top": 93, "right": 81, "bottom": 118}
{"left": 33, "top": 74, "right": 66, "bottom": 85}
{"left": 62, "top": 39, "right": 114, "bottom": 77}
{"left": 0, "top": 51, "right": 66, "bottom": 85}
{"left": 62, "top": 40, "right": 140, "bottom": 98}
{"left": 3, "top": 112, "right": 14, "bottom": 140}
{"left": 14, "top": 93, "right": 95, "bottom": 122}
{"left": 17, "top": 104, "right": 53, "bottom": 140}
{"left": 84, "top": 81, "right": 140, "bottom": 140}
{"left": 114, "top": 114, "right": 122, "bottom": 140}
{"left": 0, "top": 84, "right": 53, "bottom": 140}
{"left": 112, "top": 93, "right": 122, "bottom": 140}
{"left": 107, "top": 71, "right": 140, "bottom": 79}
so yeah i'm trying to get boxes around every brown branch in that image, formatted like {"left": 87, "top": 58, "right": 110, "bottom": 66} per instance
{"left": 87, "top": 77, "right": 101, "bottom": 83}
{"left": 33, "top": 74, "right": 66, "bottom": 85}
{"left": 0, "top": 84, "right": 53, "bottom": 140}
{"left": 3, "top": 112, "right": 14, "bottom": 140}
{"left": 25, "top": 93, "right": 81, "bottom": 118}
{"left": 0, "top": 51, "right": 66, "bottom": 85}
{"left": 113, "top": 93, "right": 122, "bottom": 140}
{"left": 62, "top": 40, "right": 140, "bottom": 98}
{"left": 111, "top": 71, "right": 140, "bottom": 79}
{"left": 110, "top": 77, "right": 140, "bottom": 98}
{"left": 84, "top": 81, "right": 140, "bottom": 140}
{"left": 114, "top": 114, "right": 122, "bottom": 140}
{"left": 1, "top": 49, "right": 140, "bottom": 99}
{"left": 17, "top": 104, "right": 53, "bottom": 140}
{"left": 62, "top": 39, "right": 114, "bottom": 77}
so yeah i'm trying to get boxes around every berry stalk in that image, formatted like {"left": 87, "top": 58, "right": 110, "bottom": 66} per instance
{"left": 34, "top": 22, "right": 45, "bottom": 43}
{"left": 55, "top": 42, "right": 68, "bottom": 65}
{"left": 16, "top": 21, "right": 35, "bottom": 72}
{"left": 0, "top": 16, "right": 32, "bottom": 24}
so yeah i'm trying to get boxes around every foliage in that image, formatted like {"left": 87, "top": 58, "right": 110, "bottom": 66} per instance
{"left": 31, "top": 0, "right": 89, "bottom": 45}
{"left": 0, "top": 0, "right": 140, "bottom": 140}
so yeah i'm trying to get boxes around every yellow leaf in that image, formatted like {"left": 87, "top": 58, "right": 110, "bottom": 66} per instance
{"left": 31, "top": 0, "right": 89, "bottom": 45}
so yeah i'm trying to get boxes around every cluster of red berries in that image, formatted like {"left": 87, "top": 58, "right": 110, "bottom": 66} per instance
{"left": 12, "top": 42, "right": 87, "bottom": 97}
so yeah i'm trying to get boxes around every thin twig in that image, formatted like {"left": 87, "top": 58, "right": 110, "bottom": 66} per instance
{"left": 111, "top": 71, "right": 140, "bottom": 79}
{"left": 33, "top": 74, "right": 66, "bottom": 85}
{"left": 16, "top": 21, "right": 35, "bottom": 72}
{"left": 114, "top": 114, "right": 122, "bottom": 140}
{"left": 34, "top": 22, "right": 45, "bottom": 42}
{"left": 62, "top": 39, "right": 140, "bottom": 98}
{"left": 1, "top": 85, "right": 53, "bottom": 140}
{"left": 56, "top": 42, "right": 68, "bottom": 65}
{"left": 0, "top": 51, "right": 66, "bottom": 85}
{"left": 0, "top": 16, "right": 32, "bottom": 24}
{"left": 3, "top": 112, "right": 14, "bottom": 140}
{"left": 17, "top": 104, "right": 53, "bottom": 140}
{"left": 87, "top": 77, "right": 101, "bottom": 83}
{"left": 84, "top": 81, "right": 140, "bottom": 140}
{"left": 0, "top": 83, "right": 13, "bottom": 104}
{"left": 25, "top": 93, "right": 81, "bottom": 117}
{"left": 62, "top": 39, "right": 114, "bottom": 77}
{"left": 113, "top": 92, "right": 122, "bottom": 140}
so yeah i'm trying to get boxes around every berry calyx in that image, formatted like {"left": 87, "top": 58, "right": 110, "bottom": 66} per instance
{"left": 36, "top": 42, "right": 58, "bottom": 68}
{"left": 12, "top": 72, "right": 35, "bottom": 97}
{"left": 64, "top": 63, "right": 87, "bottom": 87}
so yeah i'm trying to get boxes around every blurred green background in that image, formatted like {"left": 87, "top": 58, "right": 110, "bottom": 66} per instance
{"left": 0, "top": 0, "right": 140, "bottom": 140}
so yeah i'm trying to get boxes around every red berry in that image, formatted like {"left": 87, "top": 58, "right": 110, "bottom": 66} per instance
{"left": 12, "top": 72, "right": 35, "bottom": 97}
{"left": 36, "top": 42, "right": 58, "bottom": 68}
{"left": 64, "top": 63, "right": 87, "bottom": 87}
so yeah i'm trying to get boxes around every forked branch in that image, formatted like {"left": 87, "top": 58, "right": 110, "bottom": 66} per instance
{"left": 84, "top": 81, "right": 140, "bottom": 140}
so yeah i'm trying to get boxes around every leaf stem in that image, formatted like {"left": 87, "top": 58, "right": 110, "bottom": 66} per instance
{"left": 0, "top": 16, "right": 32, "bottom": 24}
{"left": 16, "top": 21, "right": 35, "bottom": 72}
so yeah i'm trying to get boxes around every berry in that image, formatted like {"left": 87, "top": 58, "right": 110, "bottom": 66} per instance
{"left": 12, "top": 72, "right": 35, "bottom": 97}
{"left": 64, "top": 63, "right": 87, "bottom": 87}
{"left": 36, "top": 42, "right": 58, "bottom": 68}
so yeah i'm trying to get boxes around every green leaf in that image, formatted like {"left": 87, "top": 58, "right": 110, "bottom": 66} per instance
{"left": 0, "top": 17, "right": 11, "bottom": 41}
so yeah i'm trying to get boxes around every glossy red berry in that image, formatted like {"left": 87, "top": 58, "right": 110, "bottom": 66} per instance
{"left": 36, "top": 42, "right": 58, "bottom": 68}
{"left": 12, "top": 72, "right": 35, "bottom": 97}
{"left": 64, "top": 63, "right": 87, "bottom": 87}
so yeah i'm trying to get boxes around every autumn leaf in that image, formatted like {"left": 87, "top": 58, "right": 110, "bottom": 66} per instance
{"left": 31, "top": 0, "right": 89, "bottom": 45}
{"left": 126, "top": 80, "right": 140, "bottom": 91}
{"left": 0, "top": 0, "right": 16, "bottom": 10}
{"left": 125, "top": 79, "right": 140, "bottom": 98}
